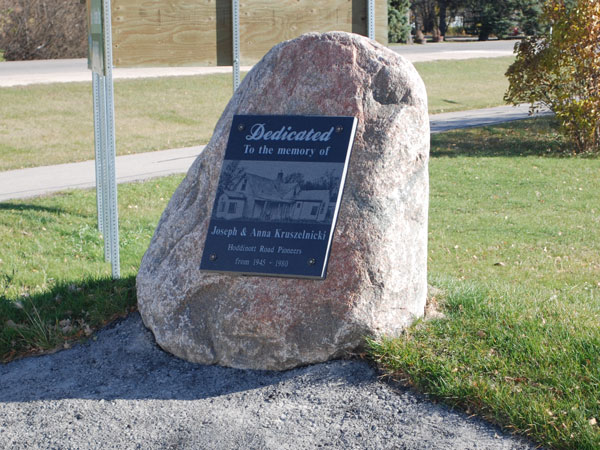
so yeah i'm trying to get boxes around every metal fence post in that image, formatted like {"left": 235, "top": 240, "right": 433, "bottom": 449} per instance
{"left": 368, "top": 0, "right": 375, "bottom": 40}
{"left": 92, "top": 72, "right": 105, "bottom": 234}
{"left": 102, "top": 0, "right": 120, "bottom": 279}
{"left": 232, "top": 0, "right": 240, "bottom": 92}
{"left": 97, "top": 76, "right": 111, "bottom": 263}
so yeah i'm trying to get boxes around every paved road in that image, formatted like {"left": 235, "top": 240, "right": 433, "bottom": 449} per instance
{"left": 389, "top": 39, "right": 516, "bottom": 62}
{"left": 429, "top": 103, "right": 551, "bottom": 133}
{"left": 0, "top": 40, "right": 517, "bottom": 87}
{"left": 0, "top": 105, "right": 552, "bottom": 202}
{"left": 0, "top": 59, "right": 254, "bottom": 87}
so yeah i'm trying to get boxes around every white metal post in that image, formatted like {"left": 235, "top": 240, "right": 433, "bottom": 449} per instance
{"left": 92, "top": 72, "right": 104, "bottom": 234}
{"left": 102, "top": 0, "right": 120, "bottom": 279}
{"left": 367, "top": 0, "right": 375, "bottom": 40}
{"left": 97, "top": 77, "right": 111, "bottom": 263}
{"left": 232, "top": 0, "right": 240, "bottom": 92}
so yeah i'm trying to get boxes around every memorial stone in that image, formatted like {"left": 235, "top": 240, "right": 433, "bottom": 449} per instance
{"left": 136, "top": 32, "right": 429, "bottom": 370}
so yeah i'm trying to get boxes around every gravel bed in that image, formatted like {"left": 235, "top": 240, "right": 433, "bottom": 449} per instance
{"left": 0, "top": 313, "right": 536, "bottom": 449}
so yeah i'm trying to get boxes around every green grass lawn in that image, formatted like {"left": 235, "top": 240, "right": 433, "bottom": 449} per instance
{"left": 0, "top": 175, "right": 184, "bottom": 360}
{"left": 371, "top": 118, "right": 600, "bottom": 449}
{"left": 416, "top": 57, "right": 513, "bottom": 114}
{"left": 1, "top": 118, "right": 598, "bottom": 450}
{"left": 0, "top": 57, "right": 513, "bottom": 171}
{"left": 0, "top": 74, "right": 234, "bottom": 171}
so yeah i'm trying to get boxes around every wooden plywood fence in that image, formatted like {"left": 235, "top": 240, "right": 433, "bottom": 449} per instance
{"left": 112, "top": 0, "right": 387, "bottom": 67}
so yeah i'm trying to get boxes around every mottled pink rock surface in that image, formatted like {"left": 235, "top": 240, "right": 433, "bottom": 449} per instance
{"left": 136, "top": 32, "right": 429, "bottom": 370}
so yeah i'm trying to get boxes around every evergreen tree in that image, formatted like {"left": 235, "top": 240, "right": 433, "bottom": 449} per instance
{"left": 388, "top": 0, "right": 411, "bottom": 43}
{"left": 465, "top": 0, "right": 545, "bottom": 40}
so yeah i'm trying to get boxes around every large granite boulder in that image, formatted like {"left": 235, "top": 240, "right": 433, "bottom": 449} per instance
{"left": 136, "top": 32, "right": 429, "bottom": 370}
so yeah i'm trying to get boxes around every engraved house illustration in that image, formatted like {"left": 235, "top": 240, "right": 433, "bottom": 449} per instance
{"left": 215, "top": 171, "right": 331, "bottom": 223}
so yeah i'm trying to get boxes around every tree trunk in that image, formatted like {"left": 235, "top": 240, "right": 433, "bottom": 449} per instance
{"left": 414, "top": 12, "right": 426, "bottom": 44}
{"left": 406, "top": 9, "right": 413, "bottom": 44}
{"left": 438, "top": 0, "right": 448, "bottom": 38}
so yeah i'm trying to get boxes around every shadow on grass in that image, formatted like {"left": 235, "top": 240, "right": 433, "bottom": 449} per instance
{"left": 431, "top": 117, "right": 572, "bottom": 158}
{"left": 1, "top": 275, "right": 137, "bottom": 363}
{"left": 0, "top": 203, "right": 66, "bottom": 214}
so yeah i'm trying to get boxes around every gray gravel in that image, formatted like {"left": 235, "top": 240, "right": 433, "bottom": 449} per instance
{"left": 0, "top": 313, "right": 535, "bottom": 449}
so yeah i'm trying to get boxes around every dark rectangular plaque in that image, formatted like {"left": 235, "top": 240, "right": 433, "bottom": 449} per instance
{"left": 200, "top": 114, "right": 357, "bottom": 279}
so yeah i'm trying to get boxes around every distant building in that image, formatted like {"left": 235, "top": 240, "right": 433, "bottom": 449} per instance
{"left": 216, "top": 171, "right": 330, "bottom": 222}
